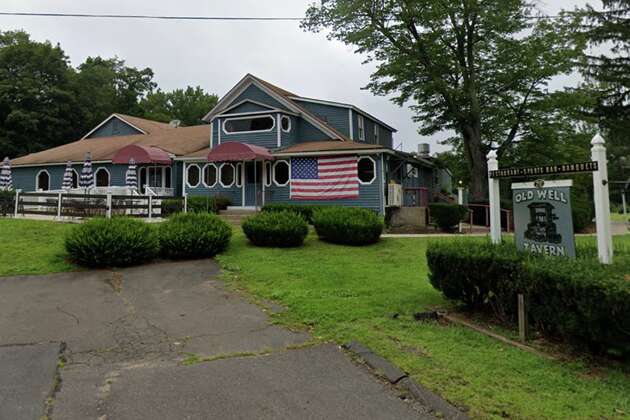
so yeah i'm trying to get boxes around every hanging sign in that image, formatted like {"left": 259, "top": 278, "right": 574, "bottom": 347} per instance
{"left": 512, "top": 180, "right": 576, "bottom": 258}
{"left": 491, "top": 161, "right": 598, "bottom": 178}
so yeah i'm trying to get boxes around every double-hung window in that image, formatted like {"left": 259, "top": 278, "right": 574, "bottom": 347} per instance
{"left": 357, "top": 115, "right": 365, "bottom": 141}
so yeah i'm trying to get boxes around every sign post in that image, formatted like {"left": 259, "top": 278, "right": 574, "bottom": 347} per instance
{"left": 457, "top": 181, "right": 464, "bottom": 233}
{"left": 591, "top": 134, "right": 613, "bottom": 264}
{"left": 487, "top": 150, "right": 502, "bottom": 244}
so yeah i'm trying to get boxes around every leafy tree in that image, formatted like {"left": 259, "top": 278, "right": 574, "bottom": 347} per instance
{"left": 580, "top": 0, "right": 629, "bottom": 190}
{"left": 0, "top": 31, "right": 78, "bottom": 158}
{"left": 140, "top": 86, "right": 218, "bottom": 126}
{"left": 303, "top": 1, "right": 584, "bottom": 199}
{"left": 73, "top": 56, "right": 156, "bottom": 130}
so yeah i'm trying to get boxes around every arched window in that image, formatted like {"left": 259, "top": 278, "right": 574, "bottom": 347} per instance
{"left": 71, "top": 170, "right": 79, "bottom": 189}
{"left": 357, "top": 156, "right": 376, "bottom": 184}
{"left": 263, "top": 162, "right": 272, "bottom": 187}
{"left": 281, "top": 116, "right": 291, "bottom": 132}
{"left": 36, "top": 170, "right": 50, "bottom": 191}
{"left": 220, "top": 163, "right": 235, "bottom": 187}
{"left": 186, "top": 164, "right": 201, "bottom": 188}
{"left": 95, "top": 168, "right": 110, "bottom": 187}
{"left": 235, "top": 163, "right": 243, "bottom": 187}
{"left": 203, "top": 164, "right": 218, "bottom": 188}
{"left": 273, "top": 161, "right": 290, "bottom": 186}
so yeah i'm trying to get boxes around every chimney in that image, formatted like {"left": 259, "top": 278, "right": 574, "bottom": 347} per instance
{"left": 418, "top": 143, "right": 430, "bottom": 157}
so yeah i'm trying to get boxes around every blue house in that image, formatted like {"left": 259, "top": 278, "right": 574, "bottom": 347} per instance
{"left": 10, "top": 74, "right": 444, "bottom": 215}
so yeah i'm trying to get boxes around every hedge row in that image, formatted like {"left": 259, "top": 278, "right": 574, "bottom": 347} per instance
{"left": 426, "top": 240, "right": 630, "bottom": 356}
{"left": 162, "top": 195, "right": 233, "bottom": 217}
{"left": 261, "top": 204, "right": 323, "bottom": 224}
{"left": 312, "top": 207, "right": 384, "bottom": 246}
{"left": 65, "top": 215, "right": 231, "bottom": 268}
{"left": 243, "top": 211, "right": 308, "bottom": 247}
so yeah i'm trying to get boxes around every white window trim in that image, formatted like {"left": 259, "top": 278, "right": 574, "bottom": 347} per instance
{"left": 222, "top": 114, "right": 275, "bottom": 135}
{"left": 357, "top": 115, "right": 365, "bottom": 141}
{"left": 281, "top": 115, "right": 291, "bottom": 133}
{"left": 35, "top": 169, "right": 50, "bottom": 191}
{"left": 374, "top": 124, "right": 379, "bottom": 143}
{"left": 263, "top": 162, "right": 272, "bottom": 187}
{"left": 186, "top": 164, "right": 201, "bottom": 188}
{"left": 202, "top": 163, "right": 218, "bottom": 188}
{"left": 235, "top": 163, "right": 244, "bottom": 187}
{"left": 219, "top": 163, "right": 236, "bottom": 188}
{"left": 272, "top": 160, "right": 290, "bottom": 187}
{"left": 94, "top": 167, "right": 110, "bottom": 187}
{"left": 357, "top": 156, "right": 376, "bottom": 185}
{"left": 71, "top": 169, "right": 79, "bottom": 188}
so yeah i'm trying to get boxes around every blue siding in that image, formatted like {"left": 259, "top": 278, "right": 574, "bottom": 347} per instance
{"left": 352, "top": 112, "right": 393, "bottom": 147}
{"left": 265, "top": 157, "right": 384, "bottom": 214}
{"left": 224, "top": 101, "right": 275, "bottom": 114}
{"left": 217, "top": 115, "right": 279, "bottom": 150}
{"left": 294, "top": 101, "right": 350, "bottom": 137}
{"left": 231, "top": 84, "right": 288, "bottom": 111}
{"left": 87, "top": 117, "right": 143, "bottom": 138}
{"left": 184, "top": 162, "right": 243, "bottom": 206}
{"left": 12, "top": 163, "right": 128, "bottom": 191}
{"left": 295, "top": 119, "right": 330, "bottom": 143}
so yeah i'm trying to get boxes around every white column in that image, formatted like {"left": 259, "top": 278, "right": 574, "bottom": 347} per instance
{"left": 457, "top": 181, "right": 464, "bottom": 233}
{"left": 106, "top": 192, "right": 112, "bottom": 219}
{"left": 241, "top": 161, "right": 246, "bottom": 207}
{"left": 487, "top": 150, "right": 502, "bottom": 244}
{"left": 591, "top": 133, "right": 613, "bottom": 264}
{"left": 148, "top": 195, "right": 153, "bottom": 220}
{"left": 183, "top": 193, "right": 188, "bottom": 213}
{"left": 262, "top": 162, "right": 266, "bottom": 207}
{"left": 57, "top": 192, "right": 63, "bottom": 219}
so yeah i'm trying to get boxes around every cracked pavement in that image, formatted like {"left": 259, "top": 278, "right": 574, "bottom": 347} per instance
{"left": 0, "top": 260, "right": 431, "bottom": 419}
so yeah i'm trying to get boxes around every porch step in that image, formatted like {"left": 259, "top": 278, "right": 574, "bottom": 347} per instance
{"left": 218, "top": 209, "right": 259, "bottom": 225}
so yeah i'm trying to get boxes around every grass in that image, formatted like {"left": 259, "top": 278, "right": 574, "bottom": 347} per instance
{"left": 611, "top": 212, "right": 628, "bottom": 222}
{"left": 217, "top": 232, "right": 630, "bottom": 419}
{"left": 1, "top": 218, "right": 629, "bottom": 418}
{"left": 0, "top": 219, "right": 76, "bottom": 276}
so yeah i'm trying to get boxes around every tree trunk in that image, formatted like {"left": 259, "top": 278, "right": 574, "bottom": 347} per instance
{"left": 461, "top": 122, "right": 487, "bottom": 201}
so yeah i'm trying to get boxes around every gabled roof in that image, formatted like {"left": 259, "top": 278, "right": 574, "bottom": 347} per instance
{"left": 203, "top": 74, "right": 389, "bottom": 142}
{"left": 13, "top": 125, "right": 210, "bottom": 166}
{"left": 81, "top": 113, "right": 174, "bottom": 139}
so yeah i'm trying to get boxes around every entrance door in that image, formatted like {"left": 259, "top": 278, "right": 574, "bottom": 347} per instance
{"left": 244, "top": 161, "right": 262, "bottom": 207}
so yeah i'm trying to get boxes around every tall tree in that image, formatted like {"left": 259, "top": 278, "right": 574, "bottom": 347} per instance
{"left": 0, "top": 31, "right": 78, "bottom": 158}
{"left": 73, "top": 56, "right": 156, "bottom": 130}
{"left": 303, "top": 1, "right": 583, "bottom": 199}
{"left": 140, "top": 86, "right": 218, "bottom": 126}
{"left": 580, "top": 0, "right": 629, "bottom": 187}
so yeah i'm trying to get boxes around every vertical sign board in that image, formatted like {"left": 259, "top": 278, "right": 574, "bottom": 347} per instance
{"left": 512, "top": 180, "right": 576, "bottom": 258}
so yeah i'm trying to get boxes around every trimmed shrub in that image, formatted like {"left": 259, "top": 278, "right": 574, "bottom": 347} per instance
{"left": 158, "top": 213, "right": 232, "bottom": 259}
{"left": 242, "top": 211, "right": 308, "bottom": 247}
{"left": 428, "top": 203, "right": 468, "bottom": 231}
{"left": 65, "top": 217, "right": 158, "bottom": 268}
{"left": 427, "top": 240, "right": 630, "bottom": 356}
{"left": 262, "top": 204, "right": 322, "bottom": 224}
{"left": 161, "top": 198, "right": 183, "bottom": 217}
{"left": 312, "top": 207, "right": 384, "bottom": 246}
{"left": 0, "top": 190, "right": 15, "bottom": 216}
{"left": 571, "top": 193, "right": 594, "bottom": 232}
{"left": 187, "top": 196, "right": 217, "bottom": 214}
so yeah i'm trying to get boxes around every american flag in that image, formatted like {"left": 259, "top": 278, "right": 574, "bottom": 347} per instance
{"left": 290, "top": 155, "right": 359, "bottom": 200}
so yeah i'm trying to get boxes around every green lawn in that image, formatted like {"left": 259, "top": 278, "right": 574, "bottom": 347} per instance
{"left": 1, "top": 218, "right": 629, "bottom": 418}
{"left": 0, "top": 219, "right": 76, "bottom": 276}
{"left": 612, "top": 212, "right": 628, "bottom": 223}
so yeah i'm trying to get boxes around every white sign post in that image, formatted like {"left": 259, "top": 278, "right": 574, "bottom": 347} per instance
{"left": 457, "top": 181, "right": 464, "bottom": 233}
{"left": 591, "top": 134, "right": 614, "bottom": 264}
{"left": 487, "top": 150, "right": 502, "bottom": 244}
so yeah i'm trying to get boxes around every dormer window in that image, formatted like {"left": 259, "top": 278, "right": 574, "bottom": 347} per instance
{"left": 223, "top": 115, "right": 275, "bottom": 134}
{"left": 357, "top": 115, "right": 365, "bottom": 141}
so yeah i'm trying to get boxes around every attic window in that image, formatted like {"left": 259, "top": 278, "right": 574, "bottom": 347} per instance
{"left": 223, "top": 115, "right": 275, "bottom": 134}
{"left": 357, "top": 115, "right": 365, "bottom": 141}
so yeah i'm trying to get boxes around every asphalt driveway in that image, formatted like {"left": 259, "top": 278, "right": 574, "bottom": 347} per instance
{"left": 0, "top": 260, "right": 431, "bottom": 419}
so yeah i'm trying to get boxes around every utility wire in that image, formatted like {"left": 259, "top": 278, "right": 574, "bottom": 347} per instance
{"left": 0, "top": 12, "right": 303, "bottom": 21}
{"left": 0, "top": 11, "right": 563, "bottom": 21}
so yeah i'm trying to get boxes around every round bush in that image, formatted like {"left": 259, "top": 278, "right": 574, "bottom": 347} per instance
{"left": 65, "top": 217, "right": 159, "bottom": 268}
{"left": 186, "top": 196, "right": 218, "bottom": 214}
{"left": 312, "top": 207, "right": 384, "bottom": 246}
{"left": 158, "top": 213, "right": 232, "bottom": 259}
{"left": 242, "top": 211, "right": 308, "bottom": 247}
{"left": 428, "top": 203, "right": 468, "bottom": 231}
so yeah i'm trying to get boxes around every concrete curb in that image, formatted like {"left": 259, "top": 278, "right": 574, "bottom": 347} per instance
{"left": 344, "top": 341, "right": 468, "bottom": 420}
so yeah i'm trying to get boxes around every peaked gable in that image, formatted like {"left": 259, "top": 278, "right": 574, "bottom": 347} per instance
{"left": 220, "top": 99, "right": 282, "bottom": 115}
{"left": 82, "top": 114, "right": 173, "bottom": 139}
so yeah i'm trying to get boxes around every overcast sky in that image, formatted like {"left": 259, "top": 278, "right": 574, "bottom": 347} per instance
{"left": 2, "top": 0, "right": 594, "bottom": 154}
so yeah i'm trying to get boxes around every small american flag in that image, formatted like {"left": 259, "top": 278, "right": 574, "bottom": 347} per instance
{"left": 290, "top": 155, "right": 359, "bottom": 200}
